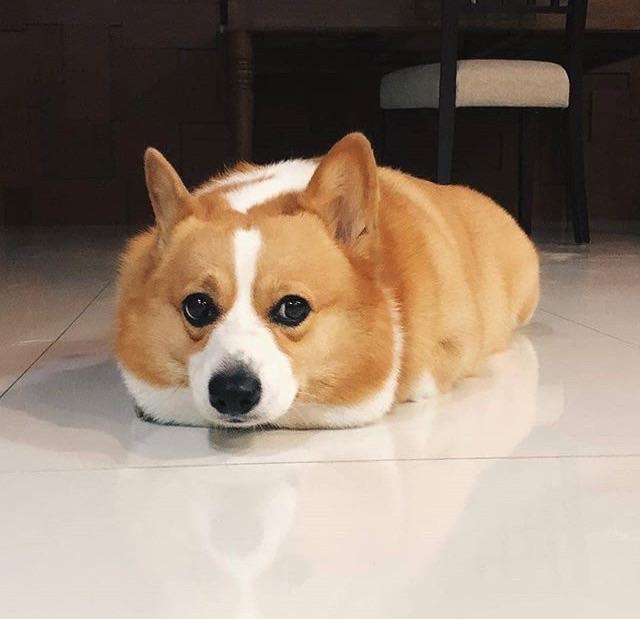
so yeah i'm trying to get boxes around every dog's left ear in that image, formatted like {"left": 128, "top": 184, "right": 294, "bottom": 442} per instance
{"left": 144, "top": 147, "right": 190, "bottom": 244}
{"left": 300, "top": 133, "right": 379, "bottom": 251}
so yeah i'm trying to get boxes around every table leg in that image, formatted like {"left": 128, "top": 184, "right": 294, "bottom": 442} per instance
{"left": 229, "top": 30, "right": 254, "bottom": 162}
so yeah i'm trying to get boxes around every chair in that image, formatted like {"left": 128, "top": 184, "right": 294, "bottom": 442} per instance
{"left": 380, "top": 0, "right": 590, "bottom": 244}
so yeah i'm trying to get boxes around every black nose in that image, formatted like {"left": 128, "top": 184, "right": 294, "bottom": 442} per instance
{"left": 208, "top": 366, "right": 262, "bottom": 417}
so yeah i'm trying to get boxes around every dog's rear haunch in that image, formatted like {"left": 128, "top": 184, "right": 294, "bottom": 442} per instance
{"left": 116, "top": 133, "right": 539, "bottom": 429}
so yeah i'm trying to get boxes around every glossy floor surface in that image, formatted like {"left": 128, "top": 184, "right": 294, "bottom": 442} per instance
{"left": 1, "top": 227, "right": 639, "bottom": 618}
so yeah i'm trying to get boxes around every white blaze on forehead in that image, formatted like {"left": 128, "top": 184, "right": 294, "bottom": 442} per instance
{"left": 233, "top": 227, "right": 261, "bottom": 311}
{"left": 195, "top": 159, "right": 318, "bottom": 213}
{"left": 187, "top": 228, "right": 299, "bottom": 426}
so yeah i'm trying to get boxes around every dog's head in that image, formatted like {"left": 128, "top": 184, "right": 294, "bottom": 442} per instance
{"left": 116, "top": 133, "right": 400, "bottom": 429}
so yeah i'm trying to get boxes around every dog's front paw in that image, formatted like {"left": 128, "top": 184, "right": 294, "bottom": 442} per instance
{"left": 403, "top": 371, "right": 439, "bottom": 402}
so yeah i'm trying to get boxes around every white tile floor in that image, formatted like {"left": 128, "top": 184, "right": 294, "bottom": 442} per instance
{"left": 1, "top": 227, "right": 639, "bottom": 619}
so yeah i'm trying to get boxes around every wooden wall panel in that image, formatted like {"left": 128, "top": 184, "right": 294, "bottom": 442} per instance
{"left": 587, "top": 0, "right": 640, "bottom": 31}
{"left": 41, "top": 121, "right": 114, "bottom": 180}
{"left": 1, "top": 189, "right": 32, "bottom": 225}
{"left": 0, "top": 32, "right": 30, "bottom": 109}
{"left": 0, "top": 2, "right": 224, "bottom": 224}
{"left": 113, "top": 121, "right": 181, "bottom": 178}
{"left": 121, "top": 2, "right": 219, "bottom": 49}
{"left": 0, "top": 110, "right": 32, "bottom": 186}
{"left": 33, "top": 180, "right": 126, "bottom": 224}
{"left": 0, "top": 0, "right": 26, "bottom": 31}
{"left": 113, "top": 119, "right": 181, "bottom": 222}
{"left": 0, "top": 4, "right": 639, "bottom": 226}
{"left": 110, "top": 27, "right": 180, "bottom": 119}
{"left": 63, "top": 25, "right": 110, "bottom": 120}
{"left": 181, "top": 122, "right": 233, "bottom": 188}
{"left": 28, "top": 25, "right": 64, "bottom": 111}
{"left": 585, "top": 56, "right": 640, "bottom": 222}
{"left": 26, "top": 0, "right": 120, "bottom": 25}
{"left": 178, "top": 49, "right": 227, "bottom": 121}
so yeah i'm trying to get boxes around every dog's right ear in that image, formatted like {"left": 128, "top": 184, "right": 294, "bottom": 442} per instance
{"left": 144, "top": 147, "right": 189, "bottom": 244}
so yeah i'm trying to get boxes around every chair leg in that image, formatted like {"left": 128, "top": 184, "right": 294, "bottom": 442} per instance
{"left": 566, "top": 103, "right": 590, "bottom": 243}
{"left": 436, "top": 0, "right": 458, "bottom": 185}
{"left": 518, "top": 110, "right": 538, "bottom": 236}
{"left": 437, "top": 103, "right": 455, "bottom": 184}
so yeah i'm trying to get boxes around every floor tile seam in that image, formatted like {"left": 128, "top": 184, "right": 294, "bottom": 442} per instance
{"left": 2, "top": 453, "right": 640, "bottom": 476}
{"left": 536, "top": 308, "right": 640, "bottom": 348}
{"left": 0, "top": 280, "right": 114, "bottom": 401}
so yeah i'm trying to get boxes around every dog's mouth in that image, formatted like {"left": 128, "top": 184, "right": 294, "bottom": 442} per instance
{"left": 133, "top": 384, "right": 299, "bottom": 430}
{"left": 205, "top": 388, "right": 301, "bottom": 430}
{"left": 215, "top": 415, "right": 262, "bottom": 428}
{"left": 135, "top": 404, "right": 270, "bottom": 429}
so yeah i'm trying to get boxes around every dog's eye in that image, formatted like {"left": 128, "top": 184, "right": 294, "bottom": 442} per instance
{"left": 270, "top": 295, "right": 311, "bottom": 327}
{"left": 182, "top": 293, "right": 219, "bottom": 327}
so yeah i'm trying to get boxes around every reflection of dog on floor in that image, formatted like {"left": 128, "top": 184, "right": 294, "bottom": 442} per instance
{"left": 114, "top": 336, "right": 540, "bottom": 618}
{"left": 116, "top": 132, "right": 539, "bottom": 429}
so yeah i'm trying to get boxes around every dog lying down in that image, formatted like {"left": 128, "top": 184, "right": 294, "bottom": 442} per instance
{"left": 116, "top": 133, "right": 539, "bottom": 429}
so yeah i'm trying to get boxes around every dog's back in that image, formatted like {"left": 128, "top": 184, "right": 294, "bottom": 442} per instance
{"left": 376, "top": 167, "right": 539, "bottom": 401}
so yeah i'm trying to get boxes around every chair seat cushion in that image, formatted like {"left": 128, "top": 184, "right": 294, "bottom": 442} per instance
{"left": 380, "top": 59, "right": 570, "bottom": 109}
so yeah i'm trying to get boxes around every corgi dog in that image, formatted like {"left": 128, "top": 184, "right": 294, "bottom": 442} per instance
{"left": 116, "top": 133, "right": 539, "bottom": 429}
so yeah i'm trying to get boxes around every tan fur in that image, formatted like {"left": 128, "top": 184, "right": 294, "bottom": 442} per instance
{"left": 374, "top": 168, "right": 539, "bottom": 397}
{"left": 116, "top": 133, "right": 539, "bottom": 426}
{"left": 255, "top": 214, "right": 395, "bottom": 406}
